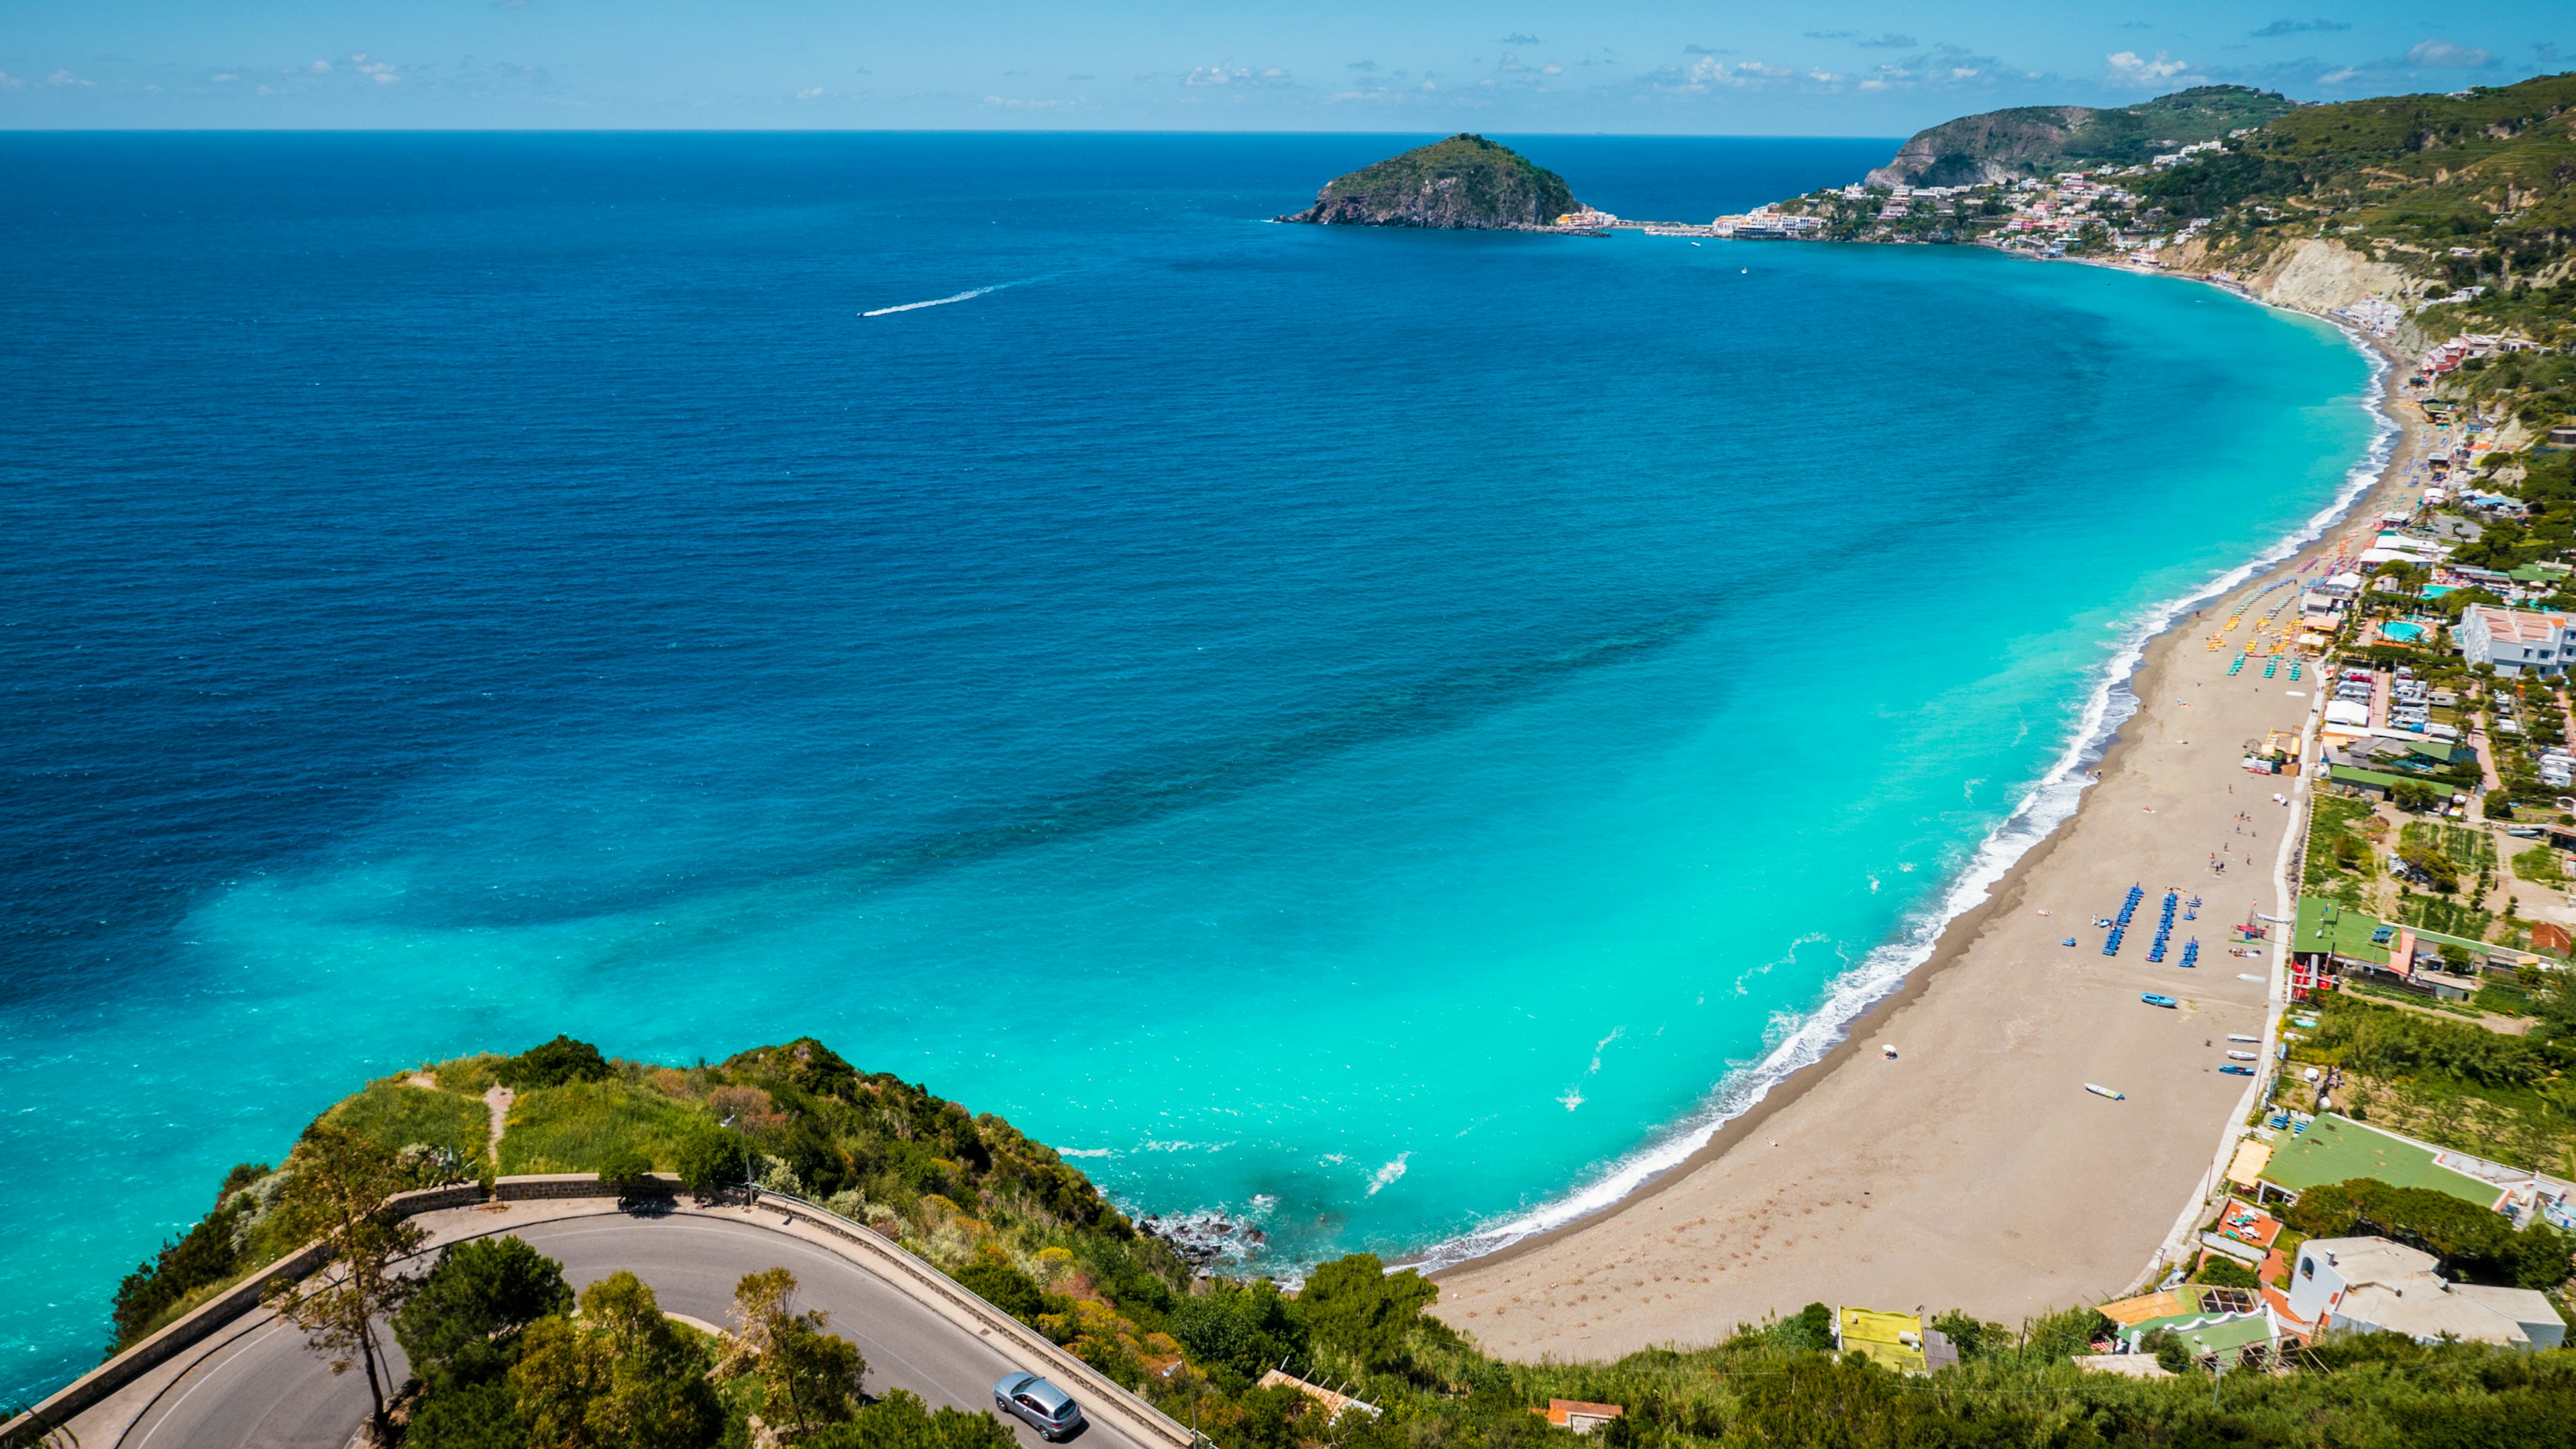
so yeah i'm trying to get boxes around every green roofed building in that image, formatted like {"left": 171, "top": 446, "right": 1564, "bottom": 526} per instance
{"left": 2260, "top": 1114, "right": 2504, "bottom": 1208}
{"left": 2114, "top": 1309, "right": 2280, "bottom": 1369}
{"left": 2324, "top": 765, "right": 2412, "bottom": 798}
{"left": 2291, "top": 898, "right": 2391, "bottom": 968}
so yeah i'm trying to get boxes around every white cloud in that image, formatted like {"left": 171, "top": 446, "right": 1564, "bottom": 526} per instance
{"left": 1809, "top": 68, "right": 1844, "bottom": 83}
{"left": 309, "top": 59, "right": 333, "bottom": 73}
{"left": 795, "top": 87, "right": 826, "bottom": 99}
{"left": 2104, "top": 50, "right": 2199, "bottom": 87}
{"left": 1182, "top": 63, "right": 1289, "bottom": 87}
{"left": 212, "top": 72, "right": 239, "bottom": 82}
{"left": 2405, "top": 38, "right": 2493, "bottom": 68}
{"left": 1542, "top": 63, "right": 1562, "bottom": 75}
{"left": 48, "top": 69, "right": 95, "bottom": 87}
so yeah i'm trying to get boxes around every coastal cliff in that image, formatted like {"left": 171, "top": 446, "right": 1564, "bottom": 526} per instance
{"left": 1281, "top": 133, "right": 1578, "bottom": 229}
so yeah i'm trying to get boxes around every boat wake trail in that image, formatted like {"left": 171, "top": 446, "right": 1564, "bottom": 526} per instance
{"left": 860, "top": 278, "right": 1035, "bottom": 318}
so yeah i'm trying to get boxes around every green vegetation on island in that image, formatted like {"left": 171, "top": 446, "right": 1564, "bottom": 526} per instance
{"left": 81, "top": 1032, "right": 2576, "bottom": 1449}
{"left": 1864, "top": 85, "right": 2297, "bottom": 188}
{"left": 1281, "top": 134, "right": 1579, "bottom": 230}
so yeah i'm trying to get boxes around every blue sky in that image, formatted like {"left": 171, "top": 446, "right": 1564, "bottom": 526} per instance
{"left": 1, "top": 1, "right": 2567, "bottom": 131}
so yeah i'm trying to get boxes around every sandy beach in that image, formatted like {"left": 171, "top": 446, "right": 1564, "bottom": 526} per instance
{"left": 1432, "top": 330, "right": 2431, "bottom": 1358}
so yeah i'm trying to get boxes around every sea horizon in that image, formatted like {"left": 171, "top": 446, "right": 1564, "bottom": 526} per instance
{"left": 0, "top": 129, "right": 2381, "bottom": 1401}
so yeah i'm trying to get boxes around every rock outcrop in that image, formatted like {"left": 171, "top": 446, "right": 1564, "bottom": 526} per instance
{"left": 1281, "top": 133, "right": 1578, "bottom": 230}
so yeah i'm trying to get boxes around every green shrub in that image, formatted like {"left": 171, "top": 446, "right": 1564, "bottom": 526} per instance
{"left": 805, "top": 1389, "right": 1018, "bottom": 1449}
{"left": 2194, "top": 1255, "right": 2259, "bottom": 1289}
{"left": 954, "top": 1256, "right": 1046, "bottom": 1322}
{"left": 107, "top": 1167, "right": 271, "bottom": 1353}
{"left": 1172, "top": 1280, "right": 1305, "bottom": 1378}
{"left": 1293, "top": 1253, "right": 1438, "bottom": 1373}
{"left": 494, "top": 1034, "right": 614, "bottom": 1091}
{"left": 1766, "top": 1301, "right": 1836, "bottom": 1354}
{"left": 596, "top": 1148, "right": 654, "bottom": 1189}
{"left": 392, "top": 1235, "right": 572, "bottom": 1391}
{"left": 675, "top": 1127, "right": 745, "bottom": 1192}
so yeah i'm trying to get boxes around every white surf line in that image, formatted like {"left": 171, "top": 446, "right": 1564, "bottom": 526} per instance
{"left": 1401, "top": 296, "right": 2400, "bottom": 1281}
{"left": 860, "top": 275, "right": 1049, "bottom": 318}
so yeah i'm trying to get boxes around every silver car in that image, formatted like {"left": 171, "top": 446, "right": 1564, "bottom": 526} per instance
{"left": 994, "top": 1372, "right": 1087, "bottom": 1441}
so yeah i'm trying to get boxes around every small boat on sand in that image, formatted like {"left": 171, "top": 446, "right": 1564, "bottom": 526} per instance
{"left": 2226, "top": 1050, "right": 2257, "bottom": 1061}
{"left": 2141, "top": 993, "right": 2179, "bottom": 1008}
{"left": 2220, "top": 1065, "right": 2257, "bottom": 1076}
{"left": 2226, "top": 1034, "right": 2259, "bottom": 1043}
{"left": 2085, "top": 1083, "right": 2126, "bottom": 1099}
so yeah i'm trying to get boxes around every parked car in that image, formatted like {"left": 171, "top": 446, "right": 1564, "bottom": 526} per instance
{"left": 995, "top": 1373, "right": 1087, "bottom": 1441}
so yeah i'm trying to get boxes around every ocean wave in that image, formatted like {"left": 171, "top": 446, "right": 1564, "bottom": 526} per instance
{"left": 1401, "top": 309, "right": 2398, "bottom": 1276}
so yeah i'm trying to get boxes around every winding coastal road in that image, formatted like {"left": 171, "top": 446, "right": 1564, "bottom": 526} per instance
{"left": 106, "top": 1208, "right": 1170, "bottom": 1449}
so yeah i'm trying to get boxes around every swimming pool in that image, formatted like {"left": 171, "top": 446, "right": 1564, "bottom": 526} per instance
{"left": 2381, "top": 621, "right": 2428, "bottom": 642}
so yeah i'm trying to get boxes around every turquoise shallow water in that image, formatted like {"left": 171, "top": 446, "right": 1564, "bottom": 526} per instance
{"left": 0, "top": 133, "right": 2379, "bottom": 1400}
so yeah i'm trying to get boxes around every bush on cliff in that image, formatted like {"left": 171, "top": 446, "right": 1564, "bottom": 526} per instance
{"left": 495, "top": 1034, "right": 615, "bottom": 1091}
{"left": 105, "top": 1161, "right": 278, "bottom": 1354}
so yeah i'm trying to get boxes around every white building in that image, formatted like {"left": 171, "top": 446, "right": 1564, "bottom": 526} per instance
{"left": 2288, "top": 1237, "right": 2565, "bottom": 1349}
{"left": 2458, "top": 606, "right": 2574, "bottom": 676}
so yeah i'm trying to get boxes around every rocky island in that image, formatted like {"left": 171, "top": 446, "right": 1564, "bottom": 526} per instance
{"left": 1279, "top": 133, "right": 1580, "bottom": 229}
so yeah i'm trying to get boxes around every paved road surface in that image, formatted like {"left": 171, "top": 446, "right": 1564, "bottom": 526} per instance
{"left": 119, "top": 1211, "right": 1162, "bottom": 1449}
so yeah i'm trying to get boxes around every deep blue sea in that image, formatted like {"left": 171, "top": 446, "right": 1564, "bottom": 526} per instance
{"left": 0, "top": 131, "right": 2379, "bottom": 1400}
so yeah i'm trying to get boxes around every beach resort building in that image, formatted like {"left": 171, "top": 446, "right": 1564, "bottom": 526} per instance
{"left": 2095, "top": 1285, "right": 2284, "bottom": 1370}
{"left": 1832, "top": 1307, "right": 1958, "bottom": 1375}
{"left": 2288, "top": 1237, "right": 2565, "bottom": 1350}
{"left": 2457, "top": 606, "right": 2574, "bottom": 675}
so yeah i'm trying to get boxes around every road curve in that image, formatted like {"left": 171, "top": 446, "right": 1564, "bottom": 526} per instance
{"left": 118, "top": 1210, "right": 1166, "bottom": 1449}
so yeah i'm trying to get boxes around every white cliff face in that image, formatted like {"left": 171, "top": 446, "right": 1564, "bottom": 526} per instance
{"left": 2248, "top": 239, "right": 2427, "bottom": 314}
